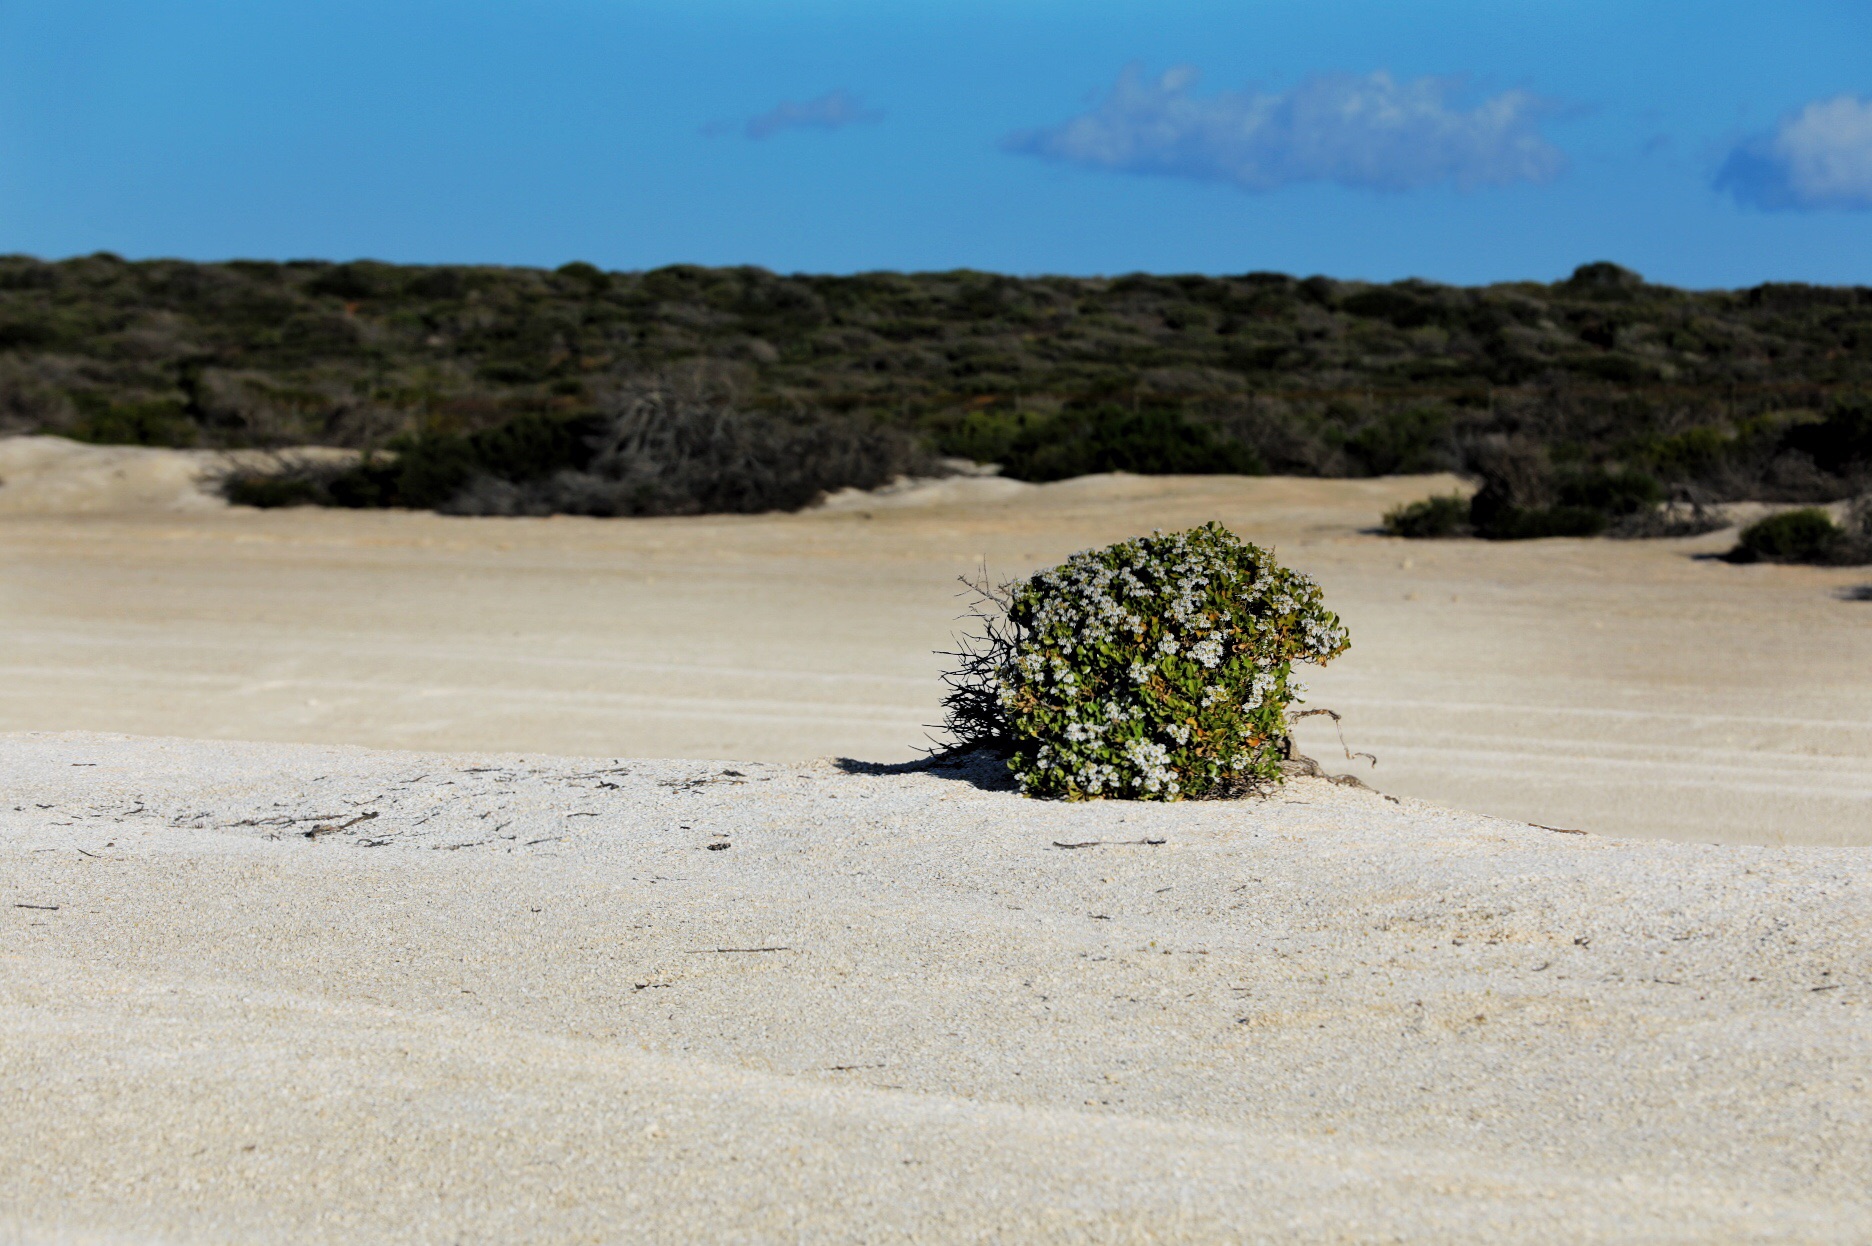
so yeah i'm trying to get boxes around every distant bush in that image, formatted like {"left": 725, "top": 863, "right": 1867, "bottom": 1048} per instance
{"left": 1783, "top": 394, "right": 1872, "bottom": 472}
{"left": 1386, "top": 466, "right": 1674, "bottom": 541}
{"left": 448, "top": 378, "right": 925, "bottom": 516}
{"left": 1732, "top": 508, "right": 1841, "bottom": 562}
{"left": 987, "top": 406, "right": 1264, "bottom": 482}
{"left": 314, "top": 412, "right": 605, "bottom": 510}
{"left": 1474, "top": 466, "right": 1659, "bottom": 538}
{"left": 938, "top": 523, "right": 1349, "bottom": 800}
{"left": 1475, "top": 503, "right": 1609, "bottom": 540}
{"left": 221, "top": 376, "right": 929, "bottom": 517}
{"left": 1555, "top": 467, "right": 1663, "bottom": 517}
{"left": 223, "top": 469, "right": 330, "bottom": 508}
{"left": 1729, "top": 504, "right": 1871, "bottom": 565}
{"left": 1382, "top": 494, "right": 1469, "bottom": 538}
{"left": 1636, "top": 425, "right": 1738, "bottom": 480}
{"left": 1345, "top": 405, "right": 1454, "bottom": 476}
{"left": 68, "top": 397, "right": 200, "bottom": 448}
{"left": 1606, "top": 491, "right": 1728, "bottom": 539}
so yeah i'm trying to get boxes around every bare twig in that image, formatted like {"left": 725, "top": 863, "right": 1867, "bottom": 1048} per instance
{"left": 304, "top": 811, "right": 379, "bottom": 839}
{"left": 1291, "top": 708, "right": 1377, "bottom": 768}
{"left": 924, "top": 569, "right": 1028, "bottom": 757}
{"left": 1052, "top": 838, "right": 1167, "bottom": 849}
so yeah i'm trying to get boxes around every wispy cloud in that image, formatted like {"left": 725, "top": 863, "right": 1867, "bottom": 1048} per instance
{"left": 727, "top": 90, "right": 883, "bottom": 141}
{"left": 1715, "top": 94, "right": 1872, "bottom": 211}
{"left": 1005, "top": 66, "right": 1565, "bottom": 193}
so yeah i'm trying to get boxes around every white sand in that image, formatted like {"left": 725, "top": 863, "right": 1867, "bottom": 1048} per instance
{"left": 0, "top": 434, "right": 356, "bottom": 515}
{"left": 0, "top": 435, "right": 230, "bottom": 514}
{"left": 3, "top": 730, "right": 1868, "bottom": 1242}
{"left": 2, "top": 436, "right": 1868, "bottom": 844}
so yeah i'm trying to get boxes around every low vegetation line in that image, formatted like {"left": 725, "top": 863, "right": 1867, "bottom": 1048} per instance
{"left": 0, "top": 253, "right": 1867, "bottom": 526}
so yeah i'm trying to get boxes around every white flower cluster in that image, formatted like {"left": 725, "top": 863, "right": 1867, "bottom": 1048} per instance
{"left": 1121, "top": 737, "right": 1178, "bottom": 795}
{"left": 1240, "top": 668, "right": 1282, "bottom": 713}
{"left": 1070, "top": 760, "right": 1122, "bottom": 795}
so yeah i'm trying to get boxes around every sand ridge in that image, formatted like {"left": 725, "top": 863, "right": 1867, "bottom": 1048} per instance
{"left": 0, "top": 435, "right": 360, "bottom": 515}
{"left": 3, "top": 730, "right": 1870, "bottom": 1242}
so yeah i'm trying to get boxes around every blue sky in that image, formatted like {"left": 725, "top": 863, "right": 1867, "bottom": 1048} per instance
{"left": 1, "top": 1, "right": 1868, "bottom": 286}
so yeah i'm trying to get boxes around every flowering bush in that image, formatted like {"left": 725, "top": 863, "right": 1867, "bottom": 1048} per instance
{"left": 939, "top": 523, "right": 1350, "bottom": 800}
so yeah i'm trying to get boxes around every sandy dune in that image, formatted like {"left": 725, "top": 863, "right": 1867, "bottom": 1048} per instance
{"left": 0, "top": 434, "right": 355, "bottom": 515}
{"left": 3, "top": 731, "right": 1868, "bottom": 1243}
{"left": 3, "top": 443, "right": 1870, "bottom": 1240}
{"left": 1, "top": 436, "right": 1867, "bottom": 844}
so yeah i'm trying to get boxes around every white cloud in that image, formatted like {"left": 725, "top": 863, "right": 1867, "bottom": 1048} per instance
{"left": 1716, "top": 94, "right": 1872, "bottom": 211}
{"left": 740, "top": 90, "right": 882, "bottom": 141}
{"left": 1005, "top": 66, "right": 1565, "bottom": 193}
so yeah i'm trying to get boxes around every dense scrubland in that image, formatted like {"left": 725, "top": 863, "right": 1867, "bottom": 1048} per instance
{"left": 1, "top": 252, "right": 1869, "bottom": 527}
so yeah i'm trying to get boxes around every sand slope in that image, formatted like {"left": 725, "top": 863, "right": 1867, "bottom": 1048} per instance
{"left": 3, "top": 731, "right": 1869, "bottom": 1243}
{"left": 2, "top": 439, "right": 1868, "bottom": 844}
{"left": 0, "top": 435, "right": 357, "bottom": 515}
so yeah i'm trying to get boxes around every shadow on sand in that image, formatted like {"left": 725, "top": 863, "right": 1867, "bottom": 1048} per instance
{"left": 832, "top": 748, "right": 1017, "bottom": 792}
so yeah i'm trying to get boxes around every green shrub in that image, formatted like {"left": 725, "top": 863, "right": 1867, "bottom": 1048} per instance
{"left": 1346, "top": 405, "right": 1453, "bottom": 476}
{"left": 467, "top": 411, "right": 603, "bottom": 481}
{"left": 995, "top": 406, "right": 1264, "bottom": 481}
{"left": 1637, "top": 426, "right": 1735, "bottom": 479}
{"left": 939, "top": 523, "right": 1349, "bottom": 800}
{"left": 67, "top": 397, "right": 199, "bottom": 448}
{"left": 1555, "top": 467, "right": 1663, "bottom": 516}
{"left": 223, "top": 473, "right": 326, "bottom": 508}
{"left": 1475, "top": 503, "right": 1610, "bottom": 540}
{"left": 1783, "top": 394, "right": 1872, "bottom": 471}
{"left": 1382, "top": 494, "right": 1469, "bottom": 538}
{"left": 1732, "top": 508, "right": 1844, "bottom": 563}
{"left": 236, "top": 412, "right": 606, "bottom": 511}
{"left": 218, "top": 453, "right": 359, "bottom": 509}
{"left": 1388, "top": 465, "right": 1665, "bottom": 541}
{"left": 225, "top": 388, "right": 929, "bottom": 517}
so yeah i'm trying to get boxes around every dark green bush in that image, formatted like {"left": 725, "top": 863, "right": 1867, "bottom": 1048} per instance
{"left": 1638, "top": 426, "right": 1736, "bottom": 480}
{"left": 378, "top": 434, "right": 480, "bottom": 508}
{"left": 490, "top": 393, "right": 921, "bottom": 516}
{"left": 1345, "top": 406, "right": 1453, "bottom": 476}
{"left": 223, "top": 473, "right": 327, "bottom": 508}
{"left": 1461, "top": 456, "right": 1641, "bottom": 540}
{"left": 1731, "top": 508, "right": 1844, "bottom": 563}
{"left": 224, "top": 386, "right": 928, "bottom": 517}
{"left": 935, "top": 409, "right": 1034, "bottom": 466}
{"left": 1475, "top": 504, "right": 1609, "bottom": 540}
{"left": 1783, "top": 394, "right": 1872, "bottom": 470}
{"left": 1383, "top": 464, "right": 1653, "bottom": 541}
{"left": 218, "top": 453, "right": 358, "bottom": 509}
{"left": 997, "top": 406, "right": 1264, "bottom": 481}
{"left": 1556, "top": 467, "right": 1663, "bottom": 516}
{"left": 1382, "top": 494, "right": 1469, "bottom": 538}
{"left": 939, "top": 523, "right": 1349, "bottom": 800}
{"left": 68, "top": 398, "right": 199, "bottom": 448}
{"left": 249, "top": 412, "right": 606, "bottom": 510}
